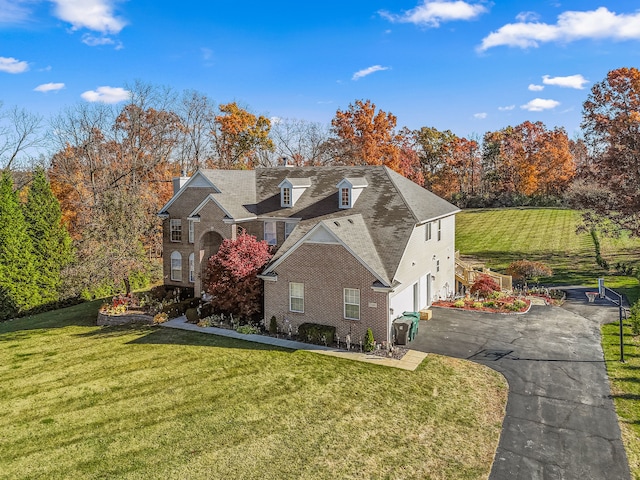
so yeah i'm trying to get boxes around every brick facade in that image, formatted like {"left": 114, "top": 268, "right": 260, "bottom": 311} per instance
{"left": 264, "top": 243, "right": 390, "bottom": 343}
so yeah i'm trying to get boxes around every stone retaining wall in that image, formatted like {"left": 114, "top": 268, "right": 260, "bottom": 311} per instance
{"left": 97, "top": 311, "right": 154, "bottom": 326}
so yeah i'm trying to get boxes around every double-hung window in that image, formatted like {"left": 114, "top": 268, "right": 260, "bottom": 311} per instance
{"left": 437, "top": 219, "right": 442, "bottom": 241}
{"left": 425, "top": 222, "right": 432, "bottom": 241}
{"left": 188, "top": 220, "right": 194, "bottom": 243}
{"left": 344, "top": 288, "right": 360, "bottom": 320}
{"left": 289, "top": 282, "right": 304, "bottom": 313}
{"left": 170, "top": 219, "right": 182, "bottom": 242}
{"left": 284, "top": 222, "right": 295, "bottom": 240}
{"left": 264, "top": 221, "right": 277, "bottom": 245}
{"left": 170, "top": 251, "right": 182, "bottom": 281}
{"left": 188, "top": 253, "right": 195, "bottom": 283}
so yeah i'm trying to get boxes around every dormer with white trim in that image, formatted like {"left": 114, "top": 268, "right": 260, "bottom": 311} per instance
{"left": 336, "top": 177, "right": 368, "bottom": 209}
{"left": 278, "top": 177, "right": 311, "bottom": 208}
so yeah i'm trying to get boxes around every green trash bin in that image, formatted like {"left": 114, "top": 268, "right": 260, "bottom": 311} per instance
{"left": 402, "top": 311, "right": 420, "bottom": 341}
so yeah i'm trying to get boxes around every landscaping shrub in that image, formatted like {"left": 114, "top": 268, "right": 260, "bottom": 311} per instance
{"left": 454, "top": 300, "right": 465, "bottom": 308}
{"left": 364, "top": 328, "right": 375, "bottom": 352}
{"left": 162, "top": 298, "right": 196, "bottom": 319}
{"left": 198, "top": 302, "right": 213, "bottom": 319}
{"left": 473, "top": 302, "right": 483, "bottom": 309}
{"left": 153, "top": 312, "right": 168, "bottom": 324}
{"left": 150, "top": 285, "right": 167, "bottom": 301}
{"left": 269, "top": 315, "right": 278, "bottom": 334}
{"left": 185, "top": 308, "right": 199, "bottom": 323}
{"left": 629, "top": 300, "right": 640, "bottom": 336}
{"left": 470, "top": 274, "right": 500, "bottom": 299}
{"left": 236, "top": 324, "right": 260, "bottom": 334}
{"left": 483, "top": 300, "right": 497, "bottom": 308}
{"left": 298, "top": 323, "right": 336, "bottom": 345}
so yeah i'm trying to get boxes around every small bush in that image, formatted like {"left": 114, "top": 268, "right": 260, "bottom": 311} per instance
{"left": 470, "top": 274, "right": 501, "bottom": 298}
{"left": 150, "top": 285, "right": 167, "bottom": 301}
{"left": 364, "top": 328, "right": 375, "bottom": 352}
{"left": 198, "top": 302, "right": 213, "bottom": 319}
{"left": 185, "top": 308, "right": 199, "bottom": 323}
{"left": 483, "top": 300, "right": 497, "bottom": 308}
{"left": 473, "top": 302, "right": 483, "bottom": 309}
{"left": 513, "top": 299, "right": 527, "bottom": 310}
{"left": 629, "top": 300, "right": 640, "bottom": 336}
{"left": 453, "top": 300, "right": 466, "bottom": 308}
{"left": 298, "top": 323, "right": 336, "bottom": 345}
{"left": 236, "top": 324, "right": 260, "bottom": 334}
{"left": 153, "top": 312, "right": 168, "bottom": 324}
{"left": 269, "top": 315, "right": 278, "bottom": 334}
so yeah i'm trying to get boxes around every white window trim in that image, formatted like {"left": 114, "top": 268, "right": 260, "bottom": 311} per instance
{"left": 289, "top": 282, "right": 304, "bottom": 313}
{"left": 344, "top": 288, "right": 360, "bottom": 320}
{"left": 188, "top": 252, "right": 195, "bottom": 283}
{"left": 282, "top": 187, "right": 291, "bottom": 207}
{"left": 340, "top": 187, "right": 350, "bottom": 208}
{"left": 425, "top": 222, "right": 432, "bottom": 241}
{"left": 170, "top": 219, "right": 182, "bottom": 242}
{"left": 170, "top": 251, "right": 182, "bottom": 281}
{"left": 188, "top": 220, "right": 194, "bottom": 243}
{"left": 264, "top": 221, "right": 277, "bottom": 245}
{"left": 437, "top": 219, "right": 442, "bottom": 241}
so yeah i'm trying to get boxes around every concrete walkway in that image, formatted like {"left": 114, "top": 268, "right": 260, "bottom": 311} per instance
{"left": 161, "top": 316, "right": 428, "bottom": 371}
{"left": 411, "top": 287, "right": 631, "bottom": 480}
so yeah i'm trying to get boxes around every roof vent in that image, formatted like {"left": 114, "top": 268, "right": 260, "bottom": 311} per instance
{"left": 334, "top": 221, "right": 340, "bottom": 227}
{"left": 348, "top": 219, "right": 354, "bottom": 224}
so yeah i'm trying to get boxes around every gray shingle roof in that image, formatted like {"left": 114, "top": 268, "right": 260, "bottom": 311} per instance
{"left": 174, "top": 166, "right": 459, "bottom": 285}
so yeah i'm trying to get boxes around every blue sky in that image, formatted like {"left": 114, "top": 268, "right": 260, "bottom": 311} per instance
{"left": 1, "top": 0, "right": 639, "bottom": 138}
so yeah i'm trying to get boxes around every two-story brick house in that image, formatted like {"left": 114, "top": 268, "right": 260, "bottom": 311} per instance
{"left": 158, "top": 166, "right": 459, "bottom": 343}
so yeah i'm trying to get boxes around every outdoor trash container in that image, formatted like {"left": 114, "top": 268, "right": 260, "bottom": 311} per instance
{"left": 402, "top": 311, "right": 420, "bottom": 341}
{"left": 393, "top": 318, "right": 412, "bottom": 345}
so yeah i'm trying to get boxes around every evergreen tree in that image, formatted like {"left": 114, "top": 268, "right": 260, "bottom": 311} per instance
{"left": 0, "top": 171, "right": 39, "bottom": 316}
{"left": 23, "top": 167, "right": 73, "bottom": 304}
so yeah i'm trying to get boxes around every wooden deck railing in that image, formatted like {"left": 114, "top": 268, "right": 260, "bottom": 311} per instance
{"left": 455, "top": 252, "right": 512, "bottom": 292}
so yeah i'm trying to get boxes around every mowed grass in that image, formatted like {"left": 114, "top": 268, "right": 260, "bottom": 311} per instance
{"left": 0, "top": 302, "right": 507, "bottom": 480}
{"left": 456, "top": 208, "right": 640, "bottom": 300}
{"left": 601, "top": 325, "right": 640, "bottom": 479}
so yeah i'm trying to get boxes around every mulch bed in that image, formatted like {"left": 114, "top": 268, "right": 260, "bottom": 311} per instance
{"left": 432, "top": 297, "right": 531, "bottom": 314}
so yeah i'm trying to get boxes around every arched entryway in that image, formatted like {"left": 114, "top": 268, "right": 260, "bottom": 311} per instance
{"left": 199, "top": 230, "right": 224, "bottom": 291}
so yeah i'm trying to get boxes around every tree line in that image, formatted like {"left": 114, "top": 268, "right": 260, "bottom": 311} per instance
{"left": 0, "top": 67, "right": 638, "bottom": 317}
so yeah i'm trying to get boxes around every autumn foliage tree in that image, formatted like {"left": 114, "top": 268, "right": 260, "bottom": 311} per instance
{"left": 330, "top": 100, "right": 401, "bottom": 171}
{"left": 470, "top": 274, "right": 500, "bottom": 299}
{"left": 506, "top": 260, "right": 553, "bottom": 287}
{"left": 204, "top": 234, "right": 273, "bottom": 319}
{"left": 577, "top": 67, "right": 640, "bottom": 236}
{"left": 212, "top": 102, "right": 274, "bottom": 169}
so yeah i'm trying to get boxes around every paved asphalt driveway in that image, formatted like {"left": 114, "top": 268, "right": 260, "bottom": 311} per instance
{"left": 410, "top": 287, "right": 631, "bottom": 480}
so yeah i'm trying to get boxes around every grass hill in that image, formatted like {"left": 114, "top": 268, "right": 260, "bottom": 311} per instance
{"left": 456, "top": 208, "right": 640, "bottom": 303}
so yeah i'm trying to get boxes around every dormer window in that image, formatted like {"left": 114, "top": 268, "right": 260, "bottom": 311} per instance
{"left": 340, "top": 188, "right": 350, "bottom": 208}
{"left": 336, "top": 177, "right": 368, "bottom": 209}
{"left": 278, "top": 177, "right": 311, "bottom": 208}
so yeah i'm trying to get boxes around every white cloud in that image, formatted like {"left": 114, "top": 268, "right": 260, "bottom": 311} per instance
{"left": 81, "top": 33, "right": 120, "bottom": 47}
{"left": 480, "top": 7, "right": 640, "bottom": 51}
{"left": 34, "top": 82, "right": 65, "bottom": 92}
{"left": 81, "top": 86, "right": 130, "bottom": 104}
{"left": 0, "top": 0, "right": 31, "bottom": 24}
{"left": 498, "top": 105, "right": 515, "bottom": 111}
{"left": 352, "top": 65, "right": 389, "bottom": 81}
{"left": 380, "top": 1, "right": 487, "bottom": 27}
{"left": 473, "top": 112, "right": 487, "bottom": 119}
{"left": 542, "top": 74, "right": 588, "bottom": 89}
{"left": 51, "top": 0, "right": 126, "bottom": 34}
{"left": 528, "top": 84, "right": 544, "bottom": 91}
{"left": 515, "top": 11, "right": 540, "bottom": 23}
{"left": 521, "top": 98, "right": 560, "bottom": 112}
{"left": 0, "top": 56, "right": 29, "bottom": 73}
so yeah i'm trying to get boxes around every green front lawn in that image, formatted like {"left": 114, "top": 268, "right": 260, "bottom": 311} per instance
{"left": 0, "top": 302, "right": 507, "bottom": 479}
{"left": 602, "top": 324, "right": 640, "bottom": 479}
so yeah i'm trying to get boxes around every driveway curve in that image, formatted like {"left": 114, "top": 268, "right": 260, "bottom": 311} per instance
{"left": 411, "top": 287, "right": 630, "bottom": 480}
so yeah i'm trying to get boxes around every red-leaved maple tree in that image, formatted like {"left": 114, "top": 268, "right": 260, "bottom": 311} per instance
{"left": 203, "top": 233, "right": 273, "bottom": 319}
